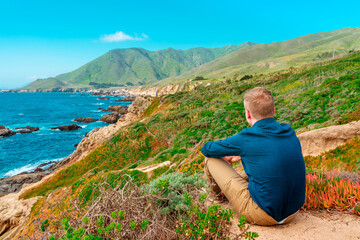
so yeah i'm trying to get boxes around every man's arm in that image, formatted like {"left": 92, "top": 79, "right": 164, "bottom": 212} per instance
{"left": 222, "top": 156, "right": 241, "bottom": 164}
{"left": 201, "top": 135, "right": 244, "bottom": 158}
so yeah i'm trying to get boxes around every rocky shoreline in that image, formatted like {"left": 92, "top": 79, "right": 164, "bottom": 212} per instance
{"left": 0, "top": 94, "right": 153, "bottom": 197}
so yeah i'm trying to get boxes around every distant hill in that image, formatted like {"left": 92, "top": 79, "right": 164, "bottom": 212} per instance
{"left": 23, "top": 42, "right": 257, "bottom": 89}
{"left": 24, "top": 27, "right": 360, "bottom": 90}
{"left": 24, "top": 78, "right": 65, "bottom": 90}
{"left": 160, "top": 27, "right": 360, "bottom": 83}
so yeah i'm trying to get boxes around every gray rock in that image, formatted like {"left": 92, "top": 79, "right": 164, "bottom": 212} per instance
{"left": 0, "top": 128, "right": 16, "bottom": 137}
{"left": 85, "top": 127, "right": 101, "bottom": 137}
{"left": 51, "top": 124, "right": 82, "bottom": 131}
{"left": 74, "top": 117, "right": 98, "bottom": 123}
{"left": 14, "top": 126, "right": 39, "bottom": 134}
{"left": 100, "top": 112, "right": 120, "bottom": 123}
{"left": 115, "top": 96, "right": 136, "bottom": 102}
{"left": 0, "top": 171, "right": 50, "bottom": 196}
{"left": 107, "top": 105, "right": 128, "bottom": 114}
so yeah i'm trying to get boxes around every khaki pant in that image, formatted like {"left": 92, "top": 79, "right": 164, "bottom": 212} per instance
{"left": 204, "top": 157, "right": 297, "bottom": 226}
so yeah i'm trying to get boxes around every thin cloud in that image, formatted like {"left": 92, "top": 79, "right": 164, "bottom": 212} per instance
{"left": 100, "top": 31, "right": 149, "bottom": 42}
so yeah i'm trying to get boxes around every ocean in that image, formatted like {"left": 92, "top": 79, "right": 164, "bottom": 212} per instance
{"left": 0, "top": 92, "right": 129, "bottom": 179}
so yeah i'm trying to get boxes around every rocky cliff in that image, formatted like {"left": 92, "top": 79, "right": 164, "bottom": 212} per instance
{"left": 0, "top": 95, "right": 154, "bottom": 239}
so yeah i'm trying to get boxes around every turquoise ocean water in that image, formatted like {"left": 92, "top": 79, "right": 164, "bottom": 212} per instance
{"left": 0, "top": 92, "right": 129, "bottom": 178}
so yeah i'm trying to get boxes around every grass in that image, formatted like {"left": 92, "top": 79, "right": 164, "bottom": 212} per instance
{"left": 22, "top": 52, "right": 360, "bottom": 199}
{"left": 304, "top": 138, "right": 360, "bottom": 172}
{"left": 17, "top": 51, "right": 360, "bottom": 238}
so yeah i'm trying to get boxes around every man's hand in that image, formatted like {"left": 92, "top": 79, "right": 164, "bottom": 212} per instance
{"left": 222, "top": 156, "right": 241, "bottom": 165}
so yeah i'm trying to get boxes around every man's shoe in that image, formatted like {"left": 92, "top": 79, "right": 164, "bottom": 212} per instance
{"left": 207, "top": 192, "right": 229, "bottom": 204}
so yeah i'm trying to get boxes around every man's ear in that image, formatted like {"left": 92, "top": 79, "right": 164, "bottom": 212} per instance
{"left": 246, "top": 109, "right": 251, "bottom": 120}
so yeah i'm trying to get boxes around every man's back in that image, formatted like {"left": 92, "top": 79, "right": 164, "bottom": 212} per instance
{"left": 201, "top": 117, "right": 306, "bottom": 222}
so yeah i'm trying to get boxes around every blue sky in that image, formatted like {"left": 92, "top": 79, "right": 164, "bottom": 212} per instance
{"left": 1, "top": 0, "right": 359, "bottom": 89}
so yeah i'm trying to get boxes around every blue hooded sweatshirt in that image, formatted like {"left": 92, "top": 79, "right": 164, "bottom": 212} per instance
{"left": 201, "top": 118, "right": 306, "bottom": 222}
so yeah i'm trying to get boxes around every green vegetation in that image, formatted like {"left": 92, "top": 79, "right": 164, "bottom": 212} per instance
{"left": 24, "top": 77, "right": 65, "bottom": 90}
{"left": 24, "top": 42, "right": 256, "bottom": 89}
{"left": 158, "top": 27, "right": 360, "bottom": 86}
{"left": 19, "top": 47, "right": 360, "bottom": 238}
{"left": 24, "top": 27, "right": 360, "bottom": 90}
{"left": 22, "top": 51, "right": 360, "bottom": 199}
{"left": 144, "top": 172, "right": 207, "bottom": 214}
{"left": 304, "top": 138, "right": 360, "bottom": 172}
{"left": 40, "top": 174, "right": 256, "bottom": 239}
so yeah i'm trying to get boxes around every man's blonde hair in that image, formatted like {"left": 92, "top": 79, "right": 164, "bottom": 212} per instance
{"left": 244, "top": 87, "right": 274, "bottom": 119}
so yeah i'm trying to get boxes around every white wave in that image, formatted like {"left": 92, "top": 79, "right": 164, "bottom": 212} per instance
{"left": 91, "top": 110, "right": 102, "bottom": 112}
{"left": 3, "top": 158, "right": 64, "bottom": 177}
{"left": 79, "top": 125, "right": 87, "bottom": 128}
{"left": 92, "top": 103, "right": 104, "bottom": 106}
{"left": 18, "top": 113, "right": 24, "bottom": 116}
{"left": 4, "top": 164, "right": 34, "bottom": 177}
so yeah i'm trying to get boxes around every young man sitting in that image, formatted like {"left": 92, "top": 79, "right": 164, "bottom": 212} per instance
{"left": 201, "top": 87, "right": 305, "bottom": 226}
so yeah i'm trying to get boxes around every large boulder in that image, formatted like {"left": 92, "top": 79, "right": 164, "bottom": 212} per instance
{"left": 98, "top": 97, "right": 110, "bottom": 100}
{"left": 0, "top": 125, "right": 5, "bottom": 129}
{"left": 51, "top": 124, "right": 82, "bottom": 131}
{"left": 298, "top": 120, "right": 360, "bottom": 156}
{"left": 100, "top": 112, "right": 120, "bottom": 123}
{"left": 0, "top": 128, "right": 16, "bottom": 137}
{"left": 74, "top": 117, "right": 98, "bottom": 123}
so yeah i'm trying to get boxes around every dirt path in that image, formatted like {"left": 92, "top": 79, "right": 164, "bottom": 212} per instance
{"left": 230, "top": 211, "right": 360, "bottom": 240}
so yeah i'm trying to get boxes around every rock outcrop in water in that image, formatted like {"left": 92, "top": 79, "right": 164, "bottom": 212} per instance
{"left": 14, "top": 126, "right": 39, "bottom": 134}
{"left": 51, "top": 124, "right": 82, "bottom": 131}
{"left": 0, "top": 128, "right": 16, "bottom": 137}
{"left": 74, "top": 117, "right": 98, "bottom": 123}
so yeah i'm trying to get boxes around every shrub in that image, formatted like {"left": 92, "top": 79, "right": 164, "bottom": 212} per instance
{"left": 43, "top": 175, "right": 256, "bottom": 239}
{"left": 144, "top": 172, "right": 207, "bottom": 214}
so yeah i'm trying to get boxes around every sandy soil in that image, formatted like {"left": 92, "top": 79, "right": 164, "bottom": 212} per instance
{"left": 230, "top": 211, "right": 360, "bottom": 240}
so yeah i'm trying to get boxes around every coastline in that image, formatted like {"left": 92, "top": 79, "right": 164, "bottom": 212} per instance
{"left": 0, "top": 79, "right": 203, "bottom": 195}
{"left": 0, "top": 93, "right": 153, "bottom": 197}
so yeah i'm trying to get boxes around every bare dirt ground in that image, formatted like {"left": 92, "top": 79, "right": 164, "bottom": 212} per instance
{"left": 230, "top": 210, "right": 360, "bottom": 240}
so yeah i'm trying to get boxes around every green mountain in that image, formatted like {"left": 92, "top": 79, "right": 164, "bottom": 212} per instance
{"left": 24, "top": 27, "right": 360, "bottom": 90}
{"left": 24, "top": 77, "right": 65, "bottom": 90}
{"left": 24, "top": 42, "right": 256, "bottom": 89}
{"left": 161, "top": 27, "right": 360, "bottom": 83}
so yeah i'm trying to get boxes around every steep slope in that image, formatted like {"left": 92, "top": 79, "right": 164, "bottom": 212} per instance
{"left": 23, "top": 78, "right": 65, "bottom": 90}
{"left": 8, "top": 52, "right": 360, "bottom": 239}
{"left": 24, "top": 42, "right": 256, "bottom": 89}
{"left": 161, "top": 27, "right": 360, "bottom": 83}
